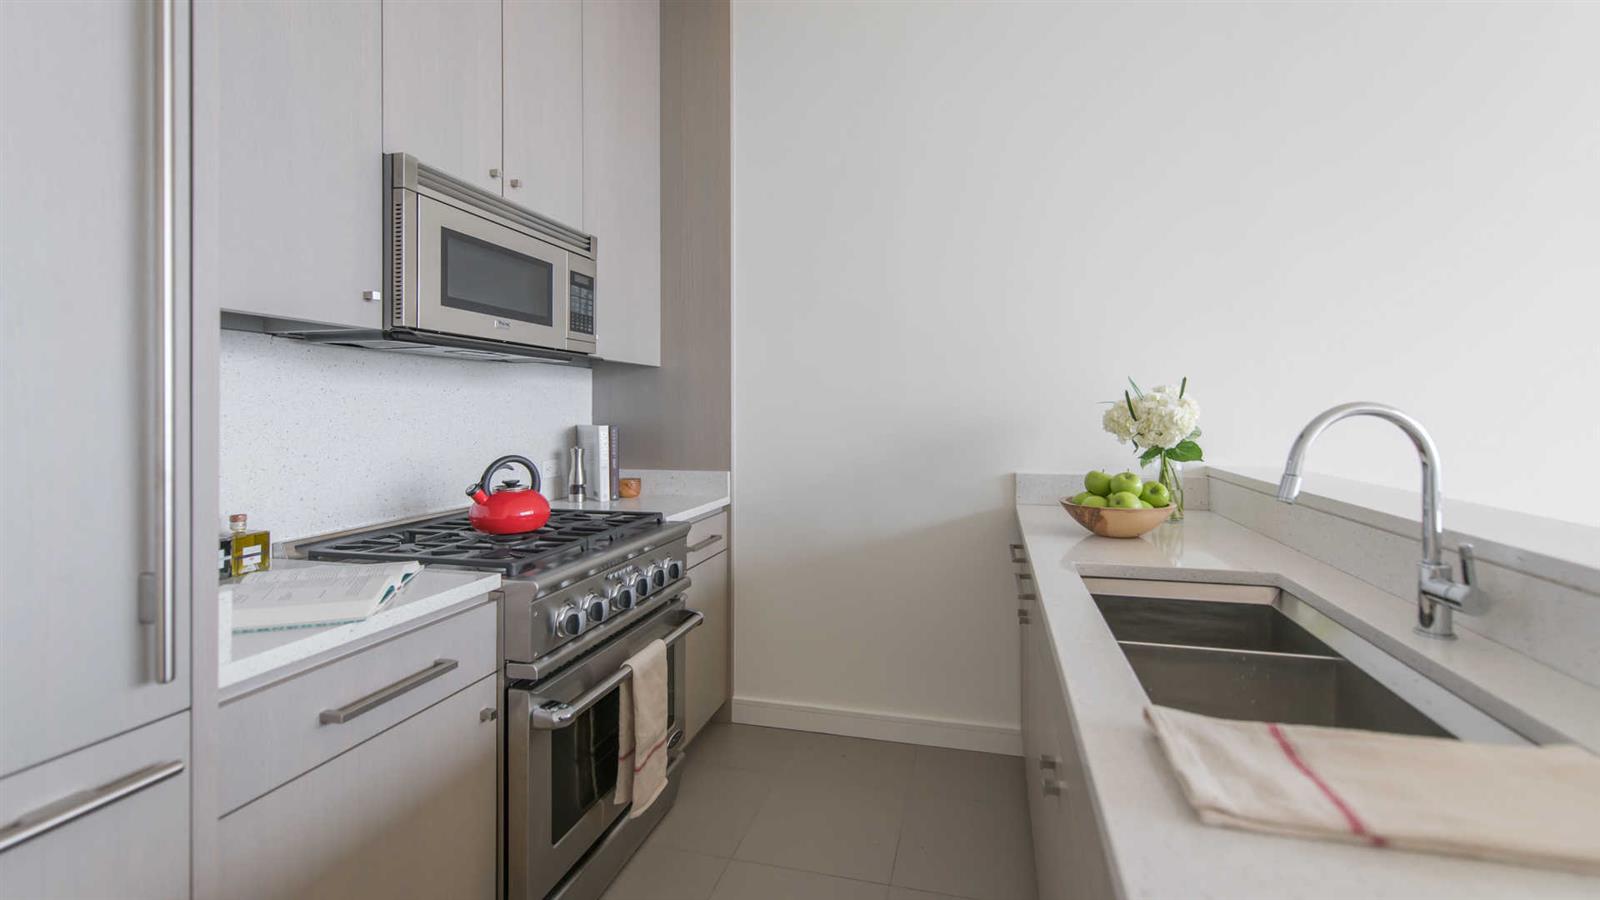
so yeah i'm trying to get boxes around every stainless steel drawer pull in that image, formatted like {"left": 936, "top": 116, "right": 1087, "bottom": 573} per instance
{"left": 0, "top": 760, "right": 184, "bottom": 854}
{"left": 319, "top": 658, "right": 459, "bottom": 725}
{"left": 687, "top": 534, "right": 724, "bottom": 553}
{"left": 1042, "top": 776, "right": 1063, "bottom": 797}
{"left": 527, "top": 610, "right": 704, "bottom": 730}
{"left": 1014, "top": 572, "right": 1037, "bottom": 601}
{"left": 1039, "top": 754, "right": 1058, "bottom": 771}
{"left": 1009, "top": 543, "right": 1027, "bottom": 564}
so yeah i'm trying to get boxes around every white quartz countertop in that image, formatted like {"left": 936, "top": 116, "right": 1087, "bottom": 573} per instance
{"left": 1014, "top": 504, "right": 1600, "bottom": 899}
{"left": 219, "top": 559, "right": 500, "bottom": 699}
{"left": 550, "top": 490, "right": 729, "bottom": 523}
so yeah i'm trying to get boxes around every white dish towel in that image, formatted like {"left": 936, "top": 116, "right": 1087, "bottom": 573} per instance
{"left": 1146, "top": 704, "right": 1600, "bottom": 874}
{"left": 614, "top": 638, "right": 670, "bottom": 818}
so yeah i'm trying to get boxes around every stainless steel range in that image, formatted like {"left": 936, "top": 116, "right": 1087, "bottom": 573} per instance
{"left": 302, "top": 508, "right": 700, "bottom": 900}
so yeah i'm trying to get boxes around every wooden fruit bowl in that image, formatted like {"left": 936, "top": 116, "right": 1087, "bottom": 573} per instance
{"left": 1059, "top": 498, "right": 1173, "bottom": 538}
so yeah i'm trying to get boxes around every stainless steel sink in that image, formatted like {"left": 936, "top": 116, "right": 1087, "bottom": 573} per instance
{"left": 1092, "top": 584, "right": 1468, "bottom": 739}
{"left": 1117, "top": 642, "right": 1450, "bottom": 737}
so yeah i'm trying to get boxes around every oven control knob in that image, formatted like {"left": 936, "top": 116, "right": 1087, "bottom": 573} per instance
{"left": 647, "top": 562, "right": 667, "bottom": 590}
{"left": 583, "top": 592, "right": 607, "bottom": 628}
{"left": 630, "top": 569, "right": 651, "bottom": 599}
{"left": 665, "top": 558, "right": 684, "bottom": 581}
{"left": 606, "top": 581, "right": 635, "bottom": 612}
{"left": 555, "top": 604, "right": 585, "bottom": 638}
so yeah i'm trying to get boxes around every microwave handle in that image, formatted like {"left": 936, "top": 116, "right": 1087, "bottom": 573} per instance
{"left": 526, "top": 609, "right": 704, "bottom": 730}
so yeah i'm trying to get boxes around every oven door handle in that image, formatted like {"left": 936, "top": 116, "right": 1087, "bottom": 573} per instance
{"left": 526, "top": 610, "right": 705, "bottom": 730}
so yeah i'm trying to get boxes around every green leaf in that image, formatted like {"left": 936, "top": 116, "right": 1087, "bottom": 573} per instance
{"left": 1124, "top": 391, "right": 1137, "bottom": 420}
{"left": 1127, "top": 378, "right": 1144, "bottom": 399}
{"left": 1139, "top": 446, "right": 1164, "bottom": 464}
{"left": 1179, "top": 376, "right": 1187, "bottom": 399}
{"left": 1165, "top": 440, "right": 1204, "bottom": 462}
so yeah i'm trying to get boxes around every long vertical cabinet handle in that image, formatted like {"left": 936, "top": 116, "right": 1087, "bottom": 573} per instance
{"left": 139, "top": 0, "right": 179, "bottom": 684}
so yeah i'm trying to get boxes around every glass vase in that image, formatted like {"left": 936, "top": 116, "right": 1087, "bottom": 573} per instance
{"left": 1159, "top": 456, "right": 1184, "bottom": 522}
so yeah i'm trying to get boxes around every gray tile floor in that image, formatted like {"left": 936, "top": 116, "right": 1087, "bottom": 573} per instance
{"left": 600, "top": 724, "right": 1038, "bottom": 900}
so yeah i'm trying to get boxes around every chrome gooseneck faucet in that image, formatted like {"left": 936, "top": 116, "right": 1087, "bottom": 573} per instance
{"left": 1276, "top": 402, "right": 1486, "bottom": 639}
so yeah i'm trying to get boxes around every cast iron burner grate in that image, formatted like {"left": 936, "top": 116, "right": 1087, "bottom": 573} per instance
{"left": 301, "top": 509, "right": 666, "bottom": 576}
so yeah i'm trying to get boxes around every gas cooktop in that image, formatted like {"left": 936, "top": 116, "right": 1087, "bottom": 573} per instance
{"left": 301, "top": 508, "right": 666, "bottom": 577}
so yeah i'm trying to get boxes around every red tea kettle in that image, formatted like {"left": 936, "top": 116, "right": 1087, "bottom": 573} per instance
{"left": 465, "top": 455, "right": 552, "bottom": 534}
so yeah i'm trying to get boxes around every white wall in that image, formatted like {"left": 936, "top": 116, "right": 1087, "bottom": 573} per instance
{"left": 731, "top": 1, "right": 1600, "bottom": 747}
{"left": 220, "top": 332, "right": 589, "bottom": 540}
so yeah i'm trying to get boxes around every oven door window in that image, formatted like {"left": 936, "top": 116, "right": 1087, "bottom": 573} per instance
{"left": 440, "top": 227, "right": 553, "bottom": 325}
{"left": 548, "top": 653, "right": 679, "bottom": 843}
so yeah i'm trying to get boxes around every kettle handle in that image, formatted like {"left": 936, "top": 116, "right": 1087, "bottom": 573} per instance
{"left": 466, "top": 455, "right": 541, "bottom": 498}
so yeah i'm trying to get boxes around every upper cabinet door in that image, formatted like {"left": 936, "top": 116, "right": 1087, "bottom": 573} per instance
{"left": 383, "top": 0, "right": 504, "bottom": 194}
{"left": 0, "top": 0, "right": 190, "bottom": 775}
{"left": 195, "top": 0, "right": 383, "bottom": 329}
{"left": 583, "top": 0, "right": 661, "bottom": 366}
{"left": 504, "top": 0, "right": 584, "bottom": 226}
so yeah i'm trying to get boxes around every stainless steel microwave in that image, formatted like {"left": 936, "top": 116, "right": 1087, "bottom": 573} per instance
{"left": 383, "top": 152, "right": 596, "bottom": 358}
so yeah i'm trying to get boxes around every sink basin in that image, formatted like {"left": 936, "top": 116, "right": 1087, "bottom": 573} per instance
{"left": 1118, "top": 642, "right": 1450, "bottom": 737}
{"left": 1095, "top": 593, "right": 1335, "bottom": 656}
{"left": 1093, "top": 587, "right": 1454, "bottom": 739}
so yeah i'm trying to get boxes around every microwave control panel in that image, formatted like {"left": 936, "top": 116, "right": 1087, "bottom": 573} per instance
{"left": 569, "top": 272, "right": 595, "bottom": 336}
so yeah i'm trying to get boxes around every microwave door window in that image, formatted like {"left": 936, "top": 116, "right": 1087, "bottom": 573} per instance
{"left": 441, "top": 228, "right": 554, "bottom": 325}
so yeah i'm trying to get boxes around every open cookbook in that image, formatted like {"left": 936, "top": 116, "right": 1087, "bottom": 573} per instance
{"left": 229, "top": 561, "right": 423, "bottom": 633}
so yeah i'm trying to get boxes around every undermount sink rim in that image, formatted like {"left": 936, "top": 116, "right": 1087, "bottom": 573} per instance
{"left": 1081, "top": 576, "right": 1532, "bottom": 746}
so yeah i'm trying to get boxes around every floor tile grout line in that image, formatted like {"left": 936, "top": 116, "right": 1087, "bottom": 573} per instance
{"left": 719, "top": 856, "right": 901, "bottom": 888}
{"left": 702, "top": 854, "right": 733, "bottom": 900}
{"left": 884, "top": 745, "right": 926, "bottom": 891}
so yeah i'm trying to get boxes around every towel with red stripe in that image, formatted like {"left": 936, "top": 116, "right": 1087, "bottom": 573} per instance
{"left": 615, "top": 638, "right": 670, "bottom": 817}
{"left": 1145, "top": 704, "right": 1600, "bottom": 874}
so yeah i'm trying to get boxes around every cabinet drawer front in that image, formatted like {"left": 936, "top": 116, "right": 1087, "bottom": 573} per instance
{"left": 218, "top": 601, "right": 495, "bottom": 813}
{"left": 221, "top": 675, "right": 497, "bottom": 900}
{"left": 0, "top": 713, "right": 189, "bottom": 900}
{"left": 686, "top": 510, "right": 728, "bottom": 569}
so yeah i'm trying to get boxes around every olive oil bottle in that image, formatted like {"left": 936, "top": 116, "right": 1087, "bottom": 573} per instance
{"left": 223, "top": 513, "right": 271, "bottom": 578}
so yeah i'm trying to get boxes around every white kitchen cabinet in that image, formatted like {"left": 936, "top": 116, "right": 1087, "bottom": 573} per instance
{"left": 1016, "top": 549, "right": 1118, "bottom": 900}
{"left": 0, "top": 0, "right": 191, "bottom": 778}
{"left": 683, "top": 522, "right": 731, "bottom": 743}
{"left": 0, "top": 713, "right": 191, "bottom": 900}
{"left": 216, "top": 601, "right": 497, "bottom": 814}
{"left": 383, "top": 0, "right": 504, "bottom": 194}
{"left": 504, "top": 0, "right": 585, "bottom": 225}
{"left": 583, "top": 0, "right": 662, "bottom": 366}
{"left": 194, "top": 0, "right": 384, "bottom": 329}
{"left": 220, "top": 675, "right": 498, "bottom": 900}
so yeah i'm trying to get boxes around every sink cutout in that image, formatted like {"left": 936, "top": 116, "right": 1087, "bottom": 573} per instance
{"left": 1092, "top": 587, "right": 1480, "bottom": 740}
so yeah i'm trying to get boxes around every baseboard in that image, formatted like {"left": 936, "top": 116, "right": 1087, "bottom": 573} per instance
{"left": 730, "top": 696, "right": 1023, "bottom": 756}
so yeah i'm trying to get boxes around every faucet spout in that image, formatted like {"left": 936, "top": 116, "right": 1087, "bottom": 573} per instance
{"left": 1275, "top": 402, "right": 1483, "bottom": 639}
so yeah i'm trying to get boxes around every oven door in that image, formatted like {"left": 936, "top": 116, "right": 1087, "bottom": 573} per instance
{"left": 415, "top": 193, "right": 571, "bottom": 349}
{"left": 507, "top": 601, "right": 699, "bottom": 900}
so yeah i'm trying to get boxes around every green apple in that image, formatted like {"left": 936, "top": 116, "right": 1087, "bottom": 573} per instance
{"left": 1140, "top": 482, "right": 1171, "bottom": 508}
{"left": 1083, "top": 470, "right": 1113, "bottom": 497}
{"left": 1138, "top": 499, "right": 1155, "bottom": 509}
{"left": 1108, "top": 471, "right": 1143, "bottom": 496}
{"left": 1078, "top": 494, "right": 1109, "bottom": 508}
{"left": 1068, "top": 491, "right": 1093, "bottom": 505}
{"left": 1108, "top": 491, "right": 1142, "bottom": 509}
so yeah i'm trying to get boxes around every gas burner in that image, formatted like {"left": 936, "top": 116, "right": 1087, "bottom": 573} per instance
{"left": 300, "top": 509, "right": 666, "bottom": 576}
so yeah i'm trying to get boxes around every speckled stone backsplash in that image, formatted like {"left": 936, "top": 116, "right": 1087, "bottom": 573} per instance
{"left": 220, "top": 331, "right": 591, "bottom": 541}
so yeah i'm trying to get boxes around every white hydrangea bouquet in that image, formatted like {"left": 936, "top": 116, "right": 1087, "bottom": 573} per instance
{"left": 1101, "top": 377, "right": 1203, "bottom": 520}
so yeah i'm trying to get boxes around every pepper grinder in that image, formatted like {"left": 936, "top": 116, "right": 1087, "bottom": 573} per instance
{"left": 567, "top": 447, "right": 587, "bottom": 501}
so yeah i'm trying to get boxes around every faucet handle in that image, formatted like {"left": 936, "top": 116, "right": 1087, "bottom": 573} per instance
{"left": 1451, "top": 543, "right": 1490, "bottom": 615}
{"left": 1458, "top": 543, "right": 1476, "bottom": 586}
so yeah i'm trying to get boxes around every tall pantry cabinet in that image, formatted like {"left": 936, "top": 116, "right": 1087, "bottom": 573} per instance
{"left": 0, "top": 1, "right": 196, "bottom": 897}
